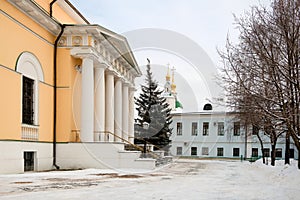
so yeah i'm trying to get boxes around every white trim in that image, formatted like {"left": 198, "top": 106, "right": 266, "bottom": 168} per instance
{"left": 16, "top": 52, "right": 44, "bottom": 126}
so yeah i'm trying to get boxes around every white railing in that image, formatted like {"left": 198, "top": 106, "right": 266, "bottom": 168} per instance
{"left": 21, "top": 124, "right": 39, "bottom": 141}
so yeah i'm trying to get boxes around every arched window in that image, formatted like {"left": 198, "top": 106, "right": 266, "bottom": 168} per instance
{"left": 16, "top": 52, "right": 44, "bottom": 125}
{"left": 203, "top": 103, "right": 212, "bottom": 111}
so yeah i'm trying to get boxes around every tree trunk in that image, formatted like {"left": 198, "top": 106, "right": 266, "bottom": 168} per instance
{"left": 285, "top": 131, "right": 290, "bottom": 165}
{"left": 271, "top": 143, "right": 276, "bottom": 166}
{"left": 257, "top": 133, "right": 265, "bottom": 164}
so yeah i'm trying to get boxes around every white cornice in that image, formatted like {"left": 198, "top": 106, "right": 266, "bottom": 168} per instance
{"left": 8, "top": 0, "right": 61, "bottom": 35}
{"left": 56, "top": 0, "right": 89, "bottom": 24}
{"left": 63, "top": 25, "right": 142, "bottom": 76}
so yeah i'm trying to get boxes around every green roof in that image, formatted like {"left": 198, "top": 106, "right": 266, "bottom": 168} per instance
{"left": 176, "top": 100, "right": 183, "bottom": 108}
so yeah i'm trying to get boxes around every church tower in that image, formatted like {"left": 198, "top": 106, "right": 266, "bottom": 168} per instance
{"left": 162, "top": 64, "right": 183, "bottom": 111}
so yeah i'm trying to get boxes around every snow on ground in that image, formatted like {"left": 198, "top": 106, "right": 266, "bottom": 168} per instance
{"left": 0, "top": 158, "right": 299, "bottom": 200}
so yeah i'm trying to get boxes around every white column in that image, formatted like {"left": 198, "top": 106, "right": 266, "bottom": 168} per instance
{"left": 105, "top": 72, "right": 114, "bottom": 142}
{"left": 122, "top": 84, "right": 129, "bottom": 142}
{"left": 128, "top": 88, "right": 135, "bottom": 144}
{"left": 80, "top": 57, "right": 94, "bottom": 142}
{"left": 114, "top": 78, "right": 123, "bottom": 142}
{"left": 94, "top": 64, "right": 106, "bottom": 141}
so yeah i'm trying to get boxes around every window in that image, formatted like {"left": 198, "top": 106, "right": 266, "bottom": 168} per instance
{"left": 233, "top": 122, "right": 240, "bottom": 136}
{"left": 203, "top": 103, "right": 212, "bottom": 110}
{"left": 191, "top": 122, "right": 198, "bottom": 136}
{"left": 24, "top": 152, "right": 35, "bottom": 171}
{"left": 252, "top": 148, "right": 259, "bottom": 157}
{"left": 22, "top": 76, "right": 34, "bottom": 125}
{"left": 176, "top": 122, "right": 182, "bottom": 135}
{"left": 177, "top": 147, "right": 182, "bottom": 155}
{"left": 252, "top": 125, "right": 259, "bottom": 135}
{"left": 217, "top": 147, "right": 224, "bottom": 156}
{"left": 233, "top": 148, "right": 240, "bottom": 157}
{"left": 263, "top": 148, "right": 270, "bottom": 157}
{"left": 202, "top": 147, "right": 209, "bottom": 155}
{"left": 290, "top": 149, "right": 294, "bottom": 159}
{"left": 16, "top": 52, "right": 44, "bottom": 127}
{"left": 275, "top": 148, "right": 282, "bottom": 158}
{"left": 191, "top": 147, "right": 197, "bottom": 156}
{"left": 203, "top": 122, "right": 209, "bottom": 136}
{"left": 217, "top": 122, "right": 224, "bottom": 136}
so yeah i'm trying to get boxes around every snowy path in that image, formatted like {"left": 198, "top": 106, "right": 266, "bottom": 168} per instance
{"left": 0, "top": 159, "right": 299, "bottom": 200}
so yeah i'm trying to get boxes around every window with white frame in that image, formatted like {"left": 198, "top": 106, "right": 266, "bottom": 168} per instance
{"left": 177, "top": 147, "right": 182, "bottom": 155}
{"left": 217, "top": 122, "right": 224, "bottom": 136}
{"left": 191, "top": 122, "right": 198, "bottom": 136}
{"left": 233, "top": 148, "right": 240, "bottom": 157}
{"left": 252, "top": 148, "right": 259, "bottom": 157}
{"left": 217, "top": 147, "right": 224, "bottom": 156}
{"left": 16, "top": 52, "right": 44, "bottom": 126}
{"left": 233, "top": 122, "right": 240, "bottom": 136}
{"left": 203, "top": 122, "right": 209, "bottom": 136}
{"left": 202, "top": 147, "right": 209, "bottom": 155}
{"left": 177, "top": 122, "right": 182, "bottom": 135}
{"left": 191, "top": 147, "right": 197, "bottom": 156}
{"left": 275, "top": 148, "right": 282, "bottom": 158}
{"left": 263, "top": 148, "right": 270, "bottom": 157}
{"left": 252, "top": 125, "right": 259, "bottom": 135}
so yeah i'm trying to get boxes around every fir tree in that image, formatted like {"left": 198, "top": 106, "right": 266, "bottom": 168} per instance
{"left": 135, "top": 59, "right": 173, "bottom": 150}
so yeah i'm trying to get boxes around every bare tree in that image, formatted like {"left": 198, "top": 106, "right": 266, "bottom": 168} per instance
{"left": 219, "top": 0, "right": 300, "bottom": 168}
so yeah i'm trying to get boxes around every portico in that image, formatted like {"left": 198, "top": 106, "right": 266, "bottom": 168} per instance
{"left": 64, "top": 25, "right": 141, "bottom": 143}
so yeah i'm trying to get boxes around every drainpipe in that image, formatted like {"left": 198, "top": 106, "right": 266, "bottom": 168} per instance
{"left": 51, "top": 0, "right": 60, "bottom": 170}
{"left": 50, "top": 0, "right": 57, "bottom": 18}
{"left": 52, "top": 24, "right": 65, "bottom": 170}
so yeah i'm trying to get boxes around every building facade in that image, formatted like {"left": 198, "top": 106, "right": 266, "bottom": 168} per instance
{"left": 170, "top": 111, "right": 299, "bottom": 160}
{"left": 0, "top": 0, "right": 155, "bottom": 174}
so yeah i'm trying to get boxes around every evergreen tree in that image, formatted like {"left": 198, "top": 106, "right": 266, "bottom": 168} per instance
{"left": 135, "top": 59, "right": 172, "bottom": 150}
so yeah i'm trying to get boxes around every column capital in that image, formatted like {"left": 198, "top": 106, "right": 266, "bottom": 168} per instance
{"left": 70, "top": 47, "right": 99, "bottom": 61}
{"left": 106, "top": 70, "right": 117, "bottom": 76}
{"left": 122, "top": 81, "right": 131, "bottom": 87}
{"left": 129, "top": 85, "right": 137, "bottom": 91}
{"left": 95, "top": 62, "right": 108, "bottom": 69}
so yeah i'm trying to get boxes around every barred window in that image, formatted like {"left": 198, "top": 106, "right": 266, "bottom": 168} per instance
{"left": 217, "top": 147, "right": 224, "bottom": 156}
{"left": 22, "top": 76, "right": 34, "bottom": 125}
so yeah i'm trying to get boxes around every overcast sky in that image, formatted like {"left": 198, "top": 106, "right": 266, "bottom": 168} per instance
{"left": 70, "top": 0, "right": 271, "bottom": 112}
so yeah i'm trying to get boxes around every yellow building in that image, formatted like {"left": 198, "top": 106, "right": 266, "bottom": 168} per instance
{"left": 0, "top": 0, "right": 154, "bottom": 174}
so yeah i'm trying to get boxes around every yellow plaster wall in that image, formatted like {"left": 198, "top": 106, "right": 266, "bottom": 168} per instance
{"left": 56, "top": 48, "right": 81, "bottom": 142}
{"left": 0, "top": 67, "right": 21, "bottom": 140}
{"left": 34, "top": 0, "right": 81, "bottom": 24}
{"left": 53, "top": 3, "right": 79, "bottom": 24}
{"left": 56, "top": 89, "right": 72, "bottom": 142}
{"left": 0, "top": 11, "right": 54, "bottom": 85}
{"left": 0, "top": 1, "right": 55, "bottom": 43}
{"left": 34, "top": 0, "right": 51, "bottom": 13}
{"left": 38, "top": 82, "right": 54, "bottom": 142}
{"left": 57, "top": 48, "right": 71, "bottom": 87}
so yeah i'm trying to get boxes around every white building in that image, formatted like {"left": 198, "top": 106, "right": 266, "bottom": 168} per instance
{"left": 170, "top": 110, "right": 298, "bottom": 160}
{"left": 161, "top": 66, "right": 298, "bottom": 160}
